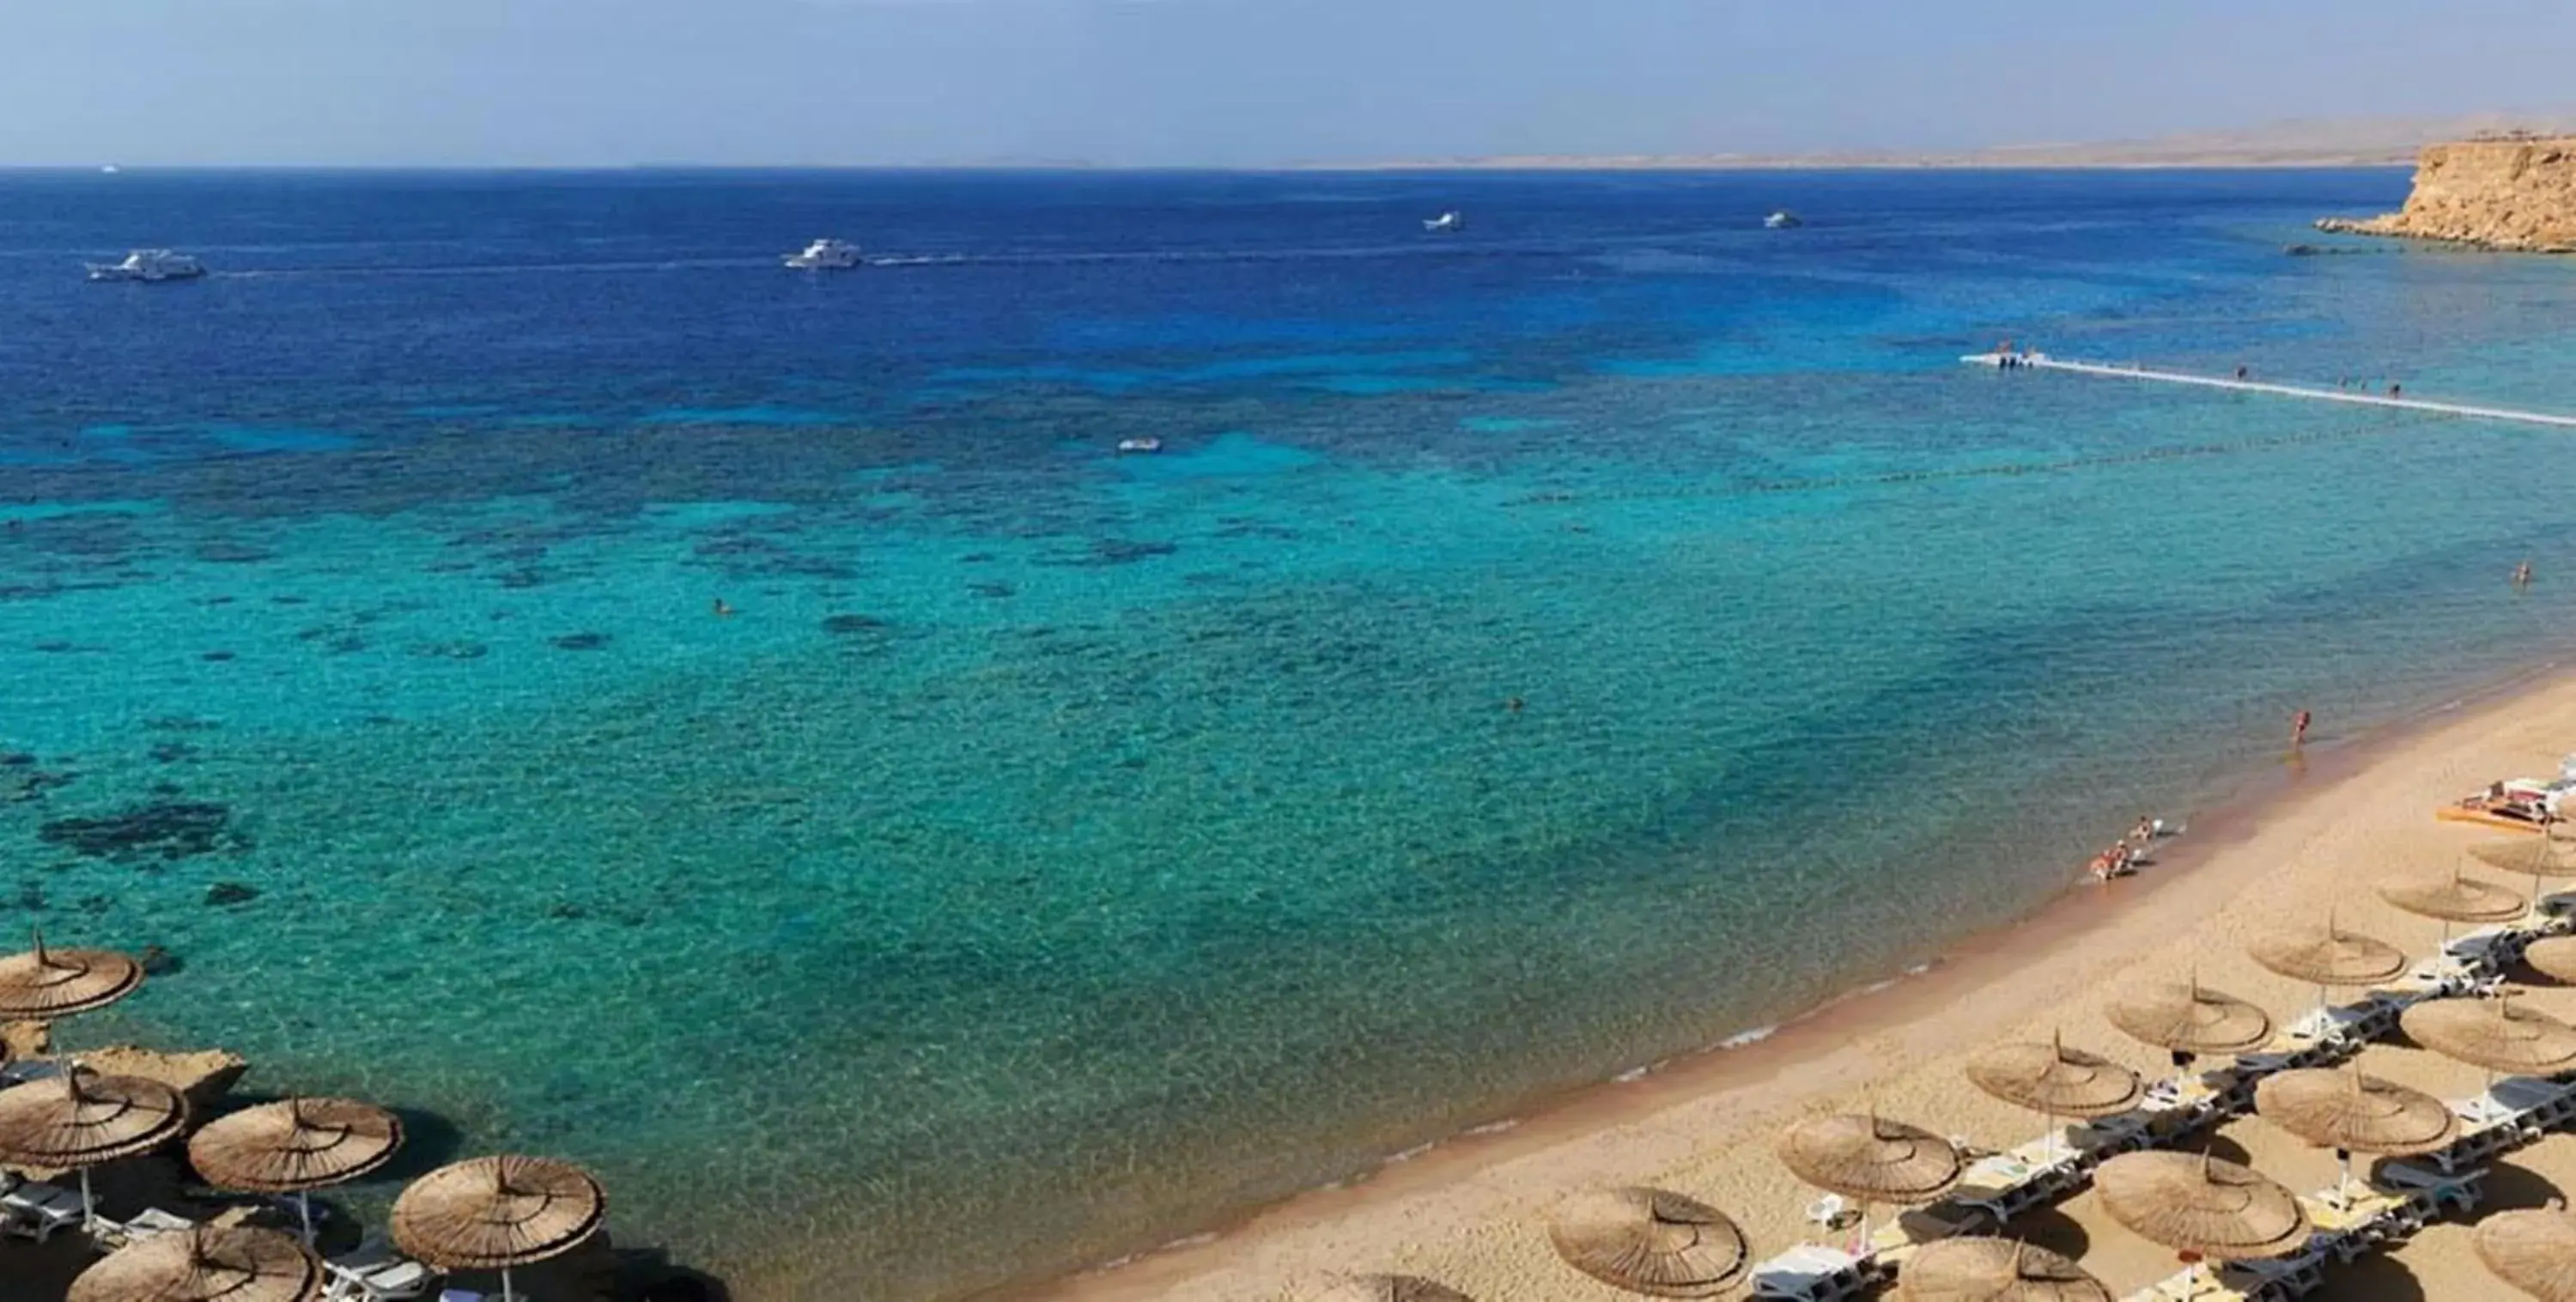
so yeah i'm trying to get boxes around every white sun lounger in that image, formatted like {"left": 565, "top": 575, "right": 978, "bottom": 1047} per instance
{"left": 325, "top": 1232, "right": 440, "bottom": 1302}
{"left": 1747, "top": 1243, "right": 1870, "bottom": 1301}
{"left": 1, "top": 1177, "right": 86, "bottom": 1244}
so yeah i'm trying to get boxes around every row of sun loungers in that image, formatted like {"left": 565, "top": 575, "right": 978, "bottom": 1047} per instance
{"left": 2122, "top": 1165, "right": 2489, "bottom": 1301}
{"left": 5, "top": 1168, "right": 449, "bottom": 1302}
{"left": 1741, "top": 907, "right": 2574, "bottom": 1300}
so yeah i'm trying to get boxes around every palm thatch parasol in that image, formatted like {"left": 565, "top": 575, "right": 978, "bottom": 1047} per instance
{"left": 2402, "top": 993, "right": 2576, "bottom": 1099}
{"left": 2526, "top": 936, "right": 2576, "bottom": 984}
{"left": 1897, "top": 1237, "right": 2110, "bottom": 1302}
{"left": 0, "top": 1067, "right": 190, "bottom": 1226}
{"left": 189, "top": 1098, "right": 405, "bottom": 1241}
{"left": 1545, "top": 1186, "right": 1747, "bottom": 1299}
{"left": 2379, "top": 864, "right": 2527, "bottom": 926}
{"left": 2476, "top": 1203, "right": 2576, "bottom": 1302}
{"left": 0, "top": 928, "right": 143, "bottom": 1021}
{"left": 1965, "top": 1032, "right": 2142, "bottom": 1162}
{"left": 1778, "top": 1111, "right": 1959, "bottom": 1250}
{"left": 2472, "top": 832, "right": 2576, "bottom": 882}
{"left": 69, "top": 1225, "right": 324, "bottom": 1302}
{"left": 2247, "top": 913, "right": 2406, "bottom": 1025}
{"left": 392, "top": 1155, "right": 605, "bottom": 1302}
{"left": 2472, "top": 833, "right": 2576, "bottom": 913}
{"left": 2253, "top": 1062, "right": 2458, "bottom": 1207}
{"left": 2105, "top": 976, "right": 2272, "bottom": 1057}
{"left": 2094, "top": 1151, "right": 2307, "bottom": 1296}
{"left": 1305, "top": 1275, "right": 1476, "bottom": 1302}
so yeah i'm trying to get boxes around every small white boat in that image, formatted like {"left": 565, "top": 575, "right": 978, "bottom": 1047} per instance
{"left": 86, "top": 249, "right": 204, "bottom": 283}
{"left": 782, "top": 238, "right": 865, "bottom": 271}
{"left": 1116, "top": 437, "right": 1163, "bottom": 455}
{"left": 1422, "top": 211, "right": 1463, "bottom": 234}
{"left": 1764, "top": 210, "right": 1802, "bottom": 229}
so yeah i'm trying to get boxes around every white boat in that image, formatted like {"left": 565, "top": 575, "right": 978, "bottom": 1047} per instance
{"left": 782, "top": 238, "right": 865, "bottom": 271}
{"left": 86, "top": 249, "right": 204, "bottom": 283}
{"left": 1960, "top": 350, "right": 2047, "bottom": 368}
{"left": 1422, "top": 211, "right": 1463, "bottom": 234}
{"left": 1116, "top": 437, "right": 1163, "bottom": 455}
{"left": 1764, "top": 210, "right": 1802, "bottom": 229}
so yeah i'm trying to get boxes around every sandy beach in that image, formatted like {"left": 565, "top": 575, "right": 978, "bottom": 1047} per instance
{"left": 1016, "top": 662, "right": 2576, "bottom": 1302}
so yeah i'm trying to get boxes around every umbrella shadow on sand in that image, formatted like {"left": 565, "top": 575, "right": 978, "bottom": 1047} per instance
{"left": 1984, "top": 1204, "right": 2094, "bottom": 1262}
{"left": 2325, "top": 1251, "right": 2431, "bottom": 1301}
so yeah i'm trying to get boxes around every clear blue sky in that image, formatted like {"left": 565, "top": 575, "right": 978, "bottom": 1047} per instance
{"left": 6, "top": 0, "right": 2573, "bottom": 167}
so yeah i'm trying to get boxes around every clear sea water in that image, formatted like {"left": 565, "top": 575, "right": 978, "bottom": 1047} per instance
{"left": 8, "top": 167, "right": 2576, "bottom": 1299}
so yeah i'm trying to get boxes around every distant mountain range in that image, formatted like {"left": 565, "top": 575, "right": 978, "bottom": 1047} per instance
{"left": 1316, "top": 113, "right": 2576, "bottom": 171}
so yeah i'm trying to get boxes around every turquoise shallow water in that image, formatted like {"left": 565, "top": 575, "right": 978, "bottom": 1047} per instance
{"left": 8, "top": 169, "right": 2576, "bottom": 1298}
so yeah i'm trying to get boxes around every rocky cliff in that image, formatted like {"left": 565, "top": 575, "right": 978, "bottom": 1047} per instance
{"left": 2318, "top": 137, "right": 2576, "bottom": 252}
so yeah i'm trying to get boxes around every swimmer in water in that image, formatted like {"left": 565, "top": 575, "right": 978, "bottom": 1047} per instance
{"left": 2516, "top": 560, "right": 2534, "bottom": 589}
{"left": 1504, "top": 697, "right": 1525, "bottom": 713}
{"left": 713, "top": 598, "right": 736, "bottom": 618}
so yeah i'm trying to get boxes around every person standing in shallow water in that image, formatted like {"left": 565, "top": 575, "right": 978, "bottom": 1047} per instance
{"left": 2292, "top": 709, "right": 2312, "bottom": 750}
{"left": 2516, "top": 560, "right": 2534, "bottom": 590}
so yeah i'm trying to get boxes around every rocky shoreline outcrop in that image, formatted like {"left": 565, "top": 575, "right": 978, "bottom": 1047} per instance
{"left": 2318, "top": 136, "right": 2576, "bottom": 252}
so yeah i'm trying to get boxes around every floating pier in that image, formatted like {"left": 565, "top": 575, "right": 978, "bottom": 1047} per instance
{"left": 1964, "top": 354, "right": 2576, "bottom": 430}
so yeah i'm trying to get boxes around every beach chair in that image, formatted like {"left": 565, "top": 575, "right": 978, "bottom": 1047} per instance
{"left": 2069, "top": 1111, "right": 2154, "bottom": 1158}
{"left": 90, "top": 1206, "right": 199, "bottom": 1250}
{"left": 1747, "top": 1243, "right": 1868, "bottom": 1301}
{"left": 1803, "top": 1193, "right": 1851, "bottom": 1230}
{"left": 2379, "top": 1161, "right": 2487, "bottom": 1220}
{"left": 325, "top": 1232, "right": 439, "bottom": 1302}
{"left": 1, "top": 1177, "right": 86, "bottom": 1244}
{"left": 0, "top": 1057, "right": 63, "bottom": 1087}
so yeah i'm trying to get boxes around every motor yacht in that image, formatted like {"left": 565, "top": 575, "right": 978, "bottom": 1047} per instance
{"left": 783, "top": 238, "right": 865, "bottom": 270}
{"left": 86, "top": 249, "right": 204, "bottom": 282}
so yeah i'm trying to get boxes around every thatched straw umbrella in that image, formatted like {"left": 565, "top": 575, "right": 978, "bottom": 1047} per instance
{"left": 2252, "top": 1062, "right": 2457, "bottom": 1208}
{"left": 69, "top": 1225, "right": 324, "bottom": 1302}
{"left": 2379, "top": 863, "right": 2532, "bottom": 965}
{"left": 2472, "top": 832, "right": 2576, "bottom": 910}
{"left": 2246, "top": 913, "right": 2406, "bottom": 1025}
{"left": 189, "top": 1098, "right": 405, "bottom": 1241}
{"left": 2093, "top": 1151, "right": 2308, "bottom": 1296}
{"left": 2526, "top": 936, "right": 2576, "bottom": 984}
{"left": 1777, "top": 1112, "right": 1959, "bottom": 1249}
{"left": 2477, "top": 1203, "right": 2576, "bottom": 1302}
{"left": 2105, "top": 976, "right": 2271, "bottom": 1088}
{"left": 0, "top": 1066, "right": 190, "bottom": 1227}
{"left": 1304, "top": 1275, "right": 1475, "bottom": 1302}
{"left": 392, "top": 1156, "right": 605, "bottom": 1302}
{"left": 2401, "top": 993, "right": 2576, "bottom": 1103}
{"left": 0, "top": 929, "right": 143, "bottom": 1022}
{"left": 1965, "top": 1032, "right": 2142, "bottom": 1163}
{"left": 1545, "top": 1186, "right": 1747, "bottom": 1299}
{"left": 1897, "top": 1237, "right": 2110, "bottom": 1302}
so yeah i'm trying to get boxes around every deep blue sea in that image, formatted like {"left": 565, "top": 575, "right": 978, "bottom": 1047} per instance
{"left": 9, "top": 167, "right": 2576, "bottom": 1299}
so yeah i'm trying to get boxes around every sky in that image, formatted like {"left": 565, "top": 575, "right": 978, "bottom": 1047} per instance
{"left": 4, "top": 0, "right": 2574, "bottom": 167}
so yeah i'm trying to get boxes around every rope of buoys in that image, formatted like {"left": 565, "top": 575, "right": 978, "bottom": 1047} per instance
{"left": 1506, "top": 409, "right": 2451, "bottom": 508}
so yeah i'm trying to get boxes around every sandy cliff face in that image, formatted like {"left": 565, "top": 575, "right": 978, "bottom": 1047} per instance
{"left": 2319, "top": 138, "right": 2576, "bottom": 252}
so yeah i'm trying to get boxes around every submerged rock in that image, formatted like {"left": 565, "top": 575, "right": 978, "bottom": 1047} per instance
{"left": 81, "top": 1043, "right": 248, "bottom": 1111}
{"left": 39, "top": 801, "right": 246, "bottom": 862}
{"left": 550, "top": 631, "right": 612, "bottom": 651}
{"left": 820, "top": 614, "right": 890, "bottom": 636}
{"left": 204, "top": 882, "right": 259, "bottom": 907}
{"left": 138, "top": 945, "right": 181, "bottom": 975}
